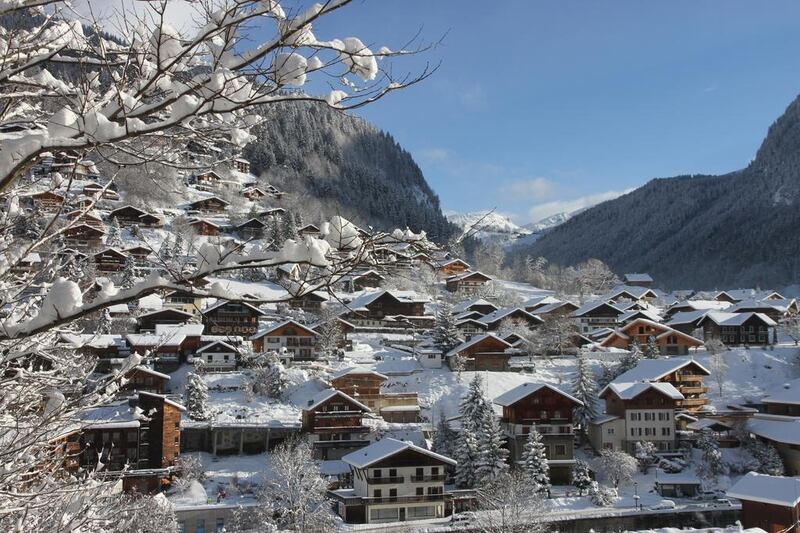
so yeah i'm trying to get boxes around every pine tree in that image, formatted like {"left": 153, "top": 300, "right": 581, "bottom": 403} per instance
{"left": 475, "top": 406, "right": 509, "bottom": 486}
{"left": 432, "top": 409, "right": 457, "bottom": 458}
{"left": 120, "top": 257, "right": 137, "bottom": 289}
{"left": 107, "top": 218, "right": 123, "bottom": 248}
{"left": 97, "top": 308, "right": 112, "bottom": 334}
{"left": 520, "top": 427, "right": 550, "bottom": 495}
{"left": 251, "top": 353, "right": 288, "bottom": 399}
{"left": 696, "top": 429, "right": 728, "bottom": 484}
{"left": 643, "top": 335, "right": 660, "bottom": 359}
{"left": 173, "top": 232, "right": 185, "bottom": 258}
{"left": 750, "top": 439, "right": 785, "bottom": 476}
{"left": 571, "top": 356, "right": 598, "bottom": 435}
{"left": 618, "top": 341, "right": 642, "bottom": 374}
{"left": 454, "top": 424, "right": 479, "bottom": 489}
{"left": 185, "top": 372, "right": 212, "bottom": 421}
{"left": 460, "top": 375, "right": 490, "bottom": 431}
{"left": 159, "top": 235, "right": 173, "bottom": 261}
{"left": 282, "top": 212, "right": 298, "bottom": 241}
{"left": 433, "top": 301, "right": 460, "bottom": 353}
{"left": 571, "top": 459, "right": 592, "bottom": 496}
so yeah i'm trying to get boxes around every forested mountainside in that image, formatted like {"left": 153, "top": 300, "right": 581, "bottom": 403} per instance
{"left": 243, "top": 101, "right": 457, "bottom": 242}
{"left": 512, "top": 94, "right": 800, "bottom": 290}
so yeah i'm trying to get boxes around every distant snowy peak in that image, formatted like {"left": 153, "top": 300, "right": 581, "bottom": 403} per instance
{"left": 525, "top": 208, "right": 587, "bottom": 233}
{"left": 445, "top": 211, "right": 531, "bottom": 241}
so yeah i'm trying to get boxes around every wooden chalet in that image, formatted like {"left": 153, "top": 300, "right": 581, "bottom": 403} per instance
{"left": 445, "top": 334, "right": 512, "bottom": 371}
{"left": 195, "top": 340, "right": 240, "bottom": 371}
{"left": 82, "top": 183, "right": 121, "bottom": 201}
{"left": 477, "top": 307, "right": 543, "bottom": 331}
{"left": 124, "top": 245, "right": 153, "bottom": 266}
{"left": 330, "top": 368, "right": 419, "bottom": 423}
{"left": 116, "top": 366, "right": 171, "bottom": 395}
{"left": 599, "top": 318, "right": 704, "bottom": 355}
{"left": 452, "top": 298, "right": 498, "bottom": 317}
{"left": 233, "top": 158, "right": 251, "bottom": 173}
{"left": 66, "top": 392, "right": 184, "bottom": 493}
{"left": 137, "top": 308, "right": 195, "bottom": 332}
{"left": 435, "top": 258, "right": 470, "bottom": 277}
{"left": 110, "top": 205, "right": 161, "bottom": 227}
{"left": 194, "top": 170, "right": 223, "bottom": 187}
{"left": 188, "top": 218, "right": 221, "bottom": 236}
{"left": 202, "top": 300, "right": 265, "bottom": 336}
{"left": 302, "top": 389, "right": 371, "bottom": 460}
{"left": 727, "top": 473, "right": 800, "bottom": 533}
{"left": 188, "top": 196, "right": 229, "bottom": 214}
{"left": 341, "top": 270, "right": 385, "bottom": 292}
{"left": 31, "top": 190, "right": 65, "bottom": 211}
{"left": 236, "top": 218, "right": 267, "bottom": 239}
{"left": 65, "top": 209, "right": 104, "bottom": 228}
{"left": 341, "top": 291, "right": 429, "bottom": 327}
{"left": 762, "top": 378, "right": 800, "bottom": 417}
{"left": 251, "top": 320, "right": 317, "bottom": 360}
{"left": 622, "top": 273, "right": 654, "bottom": 288}
{"left": 311, "top": 317, "right": 355, "bottom": 349}
{"left": 93, "top": 248, "right": 128, "bottom": 272}
{"left": 445, "top": 271, "right": 493, "bottom": 295}
{"left": 698, "top": 311, "right": 777, "bottom": 346}
{"left": 298, "top": 223, "right": 322, "bottom": 238}
{"left": 571, "top": 300, "right": 623, "bottom": 333}
{"left": 494, "top": 383, "right": 583, "bottom": 483}
{"left": 242, "top": 186, "right": 266, "bottom": 200}
{"left": 64, "top": 223, "right": 105, "bottom": 251}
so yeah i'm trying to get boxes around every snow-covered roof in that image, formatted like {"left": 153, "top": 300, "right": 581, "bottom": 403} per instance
{"left": 603, "top": 381, "right": 684, "bottom": 401}
{"left": 139, "top": 391, "right": 187, "bottom": 412}
{"left": 331, "top": 367, "right": 388, "bottom": 381}
{"left": 763, "top": 378, "right": 800, "bottom": 406}
{"left": 571, "top": 300, "right": 623, "bottom": 318}
{"left": 672, "top": 299, "right": 731, "bottom": 311}
{"left": 477, "top": 307, "right": 541, "bottom": 326}
{"left": 344, "top": 289, "right": 429, "bottom": 311}
{"left": 446, "top": 270, "right": 493, "bottom": 282}
{"left": 196, "top": 340, "right": 239, "bottom": 354}
{"left": 727, "top": 472, "right": 800, "bottom": 507}
{"left": 341, "top": 438, "right": 456, "bottom": 469}
{"left": 686, "top": 418, "right": 731, "bottom": 432}
{"left": 138, "top": 308, "right": 194, "bottom": 319}
{"left": 730, "top": 298, "right": 795, "bottom": 313}
{"left": 618, "top": 308, "right": 662, "bottom": 323}
{"left": 154, "top": 323, "right": 205, "bottom": 336}
{"left": 128, "top": 366, "right": 171, "bottom": 380}
{"left": 202, "top": 300, "right": 266, "bottom": 316}
{"left": 251, "top": 320, "right": 317, "bottom": 339}
{"left": 604, "top": 284, "right": 658, "bottom": 300}
{"left": 77, "top": 401, "right": 141, "bottom": 430}
{"left": 703, "top": 311, "right": 777, "bottom": 327}
{"left": 445, "top": 334, "right": 511, "bottom": 358}
{"left": 590, "top": 414, "right": 621, "bottom": 425}
{"left": 666, "top": 310, "right": 709, "bottom": 326}
{"left": 747, "top": 415, "right": 800, "bottom": 445}
{"left": 451, "top": 298, "right": 497, "bottom": 314}
{"left": 531, "top": 301, "right": 576, "bottom": 315}
{"left": 125, "top": 333, "right": 186, "bottom": 347}
{"left": 612, "top": 357, "right": 710, "bottom": 383}
{"left": 523, "top": 295, "right": 562, "bottom": 309}
{"left": 623, "top": 273, "right": 653, "bottom": 283}
{"left": 494, "top": 382, "right": 583, "bottom": 407}
{"left": 304, "top": 389, "right": 371, "bottom": 412}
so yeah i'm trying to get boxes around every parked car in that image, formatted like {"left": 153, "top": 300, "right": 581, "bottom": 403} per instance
{"left": 451, "top": 512, "right": 476, "bottom": 525}
{"left": 715, "top": 498, "right": 732, "bottom": 506}
{"left": 649, "top": 500, "right": 677, "bottom": 510}
{"left": 695, "top": 490, "right": 717, "bottom": 501}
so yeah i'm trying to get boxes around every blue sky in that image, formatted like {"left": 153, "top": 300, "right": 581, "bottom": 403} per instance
{"left": 317, "top": 0, "right": 800, "bottom": 223}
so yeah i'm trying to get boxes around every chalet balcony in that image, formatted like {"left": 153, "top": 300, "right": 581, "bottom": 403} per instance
{"left": 678, "top": 385, "right": 708, "bottom": 394}
{"left": 411, "top": 474, "right": 447, "bottom": 482}
{"left": 367, "top": 476, "right": 405, "bottom": 484}
{"left": 314, "top": 425, "right": 370, "bottom": 433}
{"left": 677, "top": 398, "right": 709, "bottom": 408}
{"left": 364, "top": 494, "right": 445, "bottom": 505}
{"left": 502, "top": 422, "right": 574, "bottom": 436}
{"left": 313, "top": 439, "right": 370, "bottom": 449}
{"left": 675, "top": 374, "right": 707, "bottom": 382}
{"left": 315, "top": 411, "right": 364, "bottom": 418}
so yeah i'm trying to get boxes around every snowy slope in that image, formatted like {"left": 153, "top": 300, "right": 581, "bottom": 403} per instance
{"left": 445, "top": 210, "right": 531, "bottom": 243}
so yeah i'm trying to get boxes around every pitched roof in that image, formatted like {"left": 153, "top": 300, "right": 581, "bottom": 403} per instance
{"left": 602, "top": 381, "right": 684, "bottom": 401}
{"left": 251, "top": 319, "right": 317, "bottom": 339}
{"left": 604, "top": 285, "right": 658, "bottom": 300}
{"left": 727, "top": 472, "right": 800, "bottom": 507}
{"left": 747, "top": 415, "right": 800, "bottom": 446}
{"left": 763, "top": 378, "right": 800, "bottom": 406}
{"left": 571, "top": 300, "right": 623, "bottom": 318}
{"left": 451, "top": 298, "right": 498, "bottom": 315}
{"left": 600, "top": 319, "right": 704, "bottom": 348}
{"left": 445, "top": 334, "right": 511, "bottom": 358}
{"left": 611, "top": 357, "right": 710, "bottom": 383}
{"left": 202, "top": 300, "right": 265, "bottom": 316}
{"left": 196, "top": 340, "right": 239, "bottom": 353}
{"left": 494, "top": 382, "right": 583, "bottom": 407}
{"left": 477, "top": 307, "right": 542, "bottom": 326}
{"left": 446, "top": 270, "right": 493, "bottom": 282}
{"left": 703, "top": 311, "right": 777, "bottom": 327}
{"left": 331, "top": 367, "right": 388, "bottom": 381}
{"left": 342, "top": 438, "right": 456, "bottom": 469}
{"left": 304, "top": 389, "right": 370, "bottom": 412}
{"left": 666, "top": 310, "right": 710, "bottom": 327}
{"left": 531, "top": 301, "right": 578, "bottom": 315}
{"left": 523, "top": 295, "right": 562, "bottom": 309}
{"left": 623, "top": 273, "right": 653, "bottom": 283}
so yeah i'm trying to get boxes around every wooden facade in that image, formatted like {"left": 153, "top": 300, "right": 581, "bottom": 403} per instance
{"left": 447, "top": 335, "right": 511, "bottom": 371}
{"left": 600, "top": 319, "right": 704, "bottom": 355}
{"left": 202, "top": 301, "right": 264, "bottom": 335}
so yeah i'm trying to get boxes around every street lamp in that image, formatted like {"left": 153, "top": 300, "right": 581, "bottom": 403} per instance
{"left": 633, "top": 481, "right": 640, "bottom": 511}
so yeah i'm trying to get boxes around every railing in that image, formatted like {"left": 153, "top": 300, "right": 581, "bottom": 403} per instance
{"left": 314, "top": 425, "right": 370, "bottom": 433}
{"left": 502, "top": 422, "right": 574, "bottom": 436}
{"left": 367, "top": 476, "right": 404, "bottom": 484}
{"left": 364, "top": 494, "right": 445, "bottom": 504}
{"left": 410, "top": 474, "right": 447, "bottom": 482}
{"left": 679, "top": 386, "right": 708, "bottom": 394}
{"left": 677, "top": 398, "right": 708, "bottom": 407}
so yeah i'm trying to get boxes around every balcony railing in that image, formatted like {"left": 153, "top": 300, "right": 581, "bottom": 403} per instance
{"left": 364, "top": 494, "right": 445, "bottom": 504}
{"left": 410, "top": 474, "right": 447, "bottom": 482}
{"left": 314, "top": 425, "right": 370, "bottom": 433}
{"left": 502, "top": 422, "right": 574, "bottom": 436}
{"left": 367, "top": 476, "right": 404, "bottom": 484}
{"left": 679, "top": 386, "right": 708, "bottom": 394}
{"left": 677, "top": 398, "right": 709, "bottom": 407}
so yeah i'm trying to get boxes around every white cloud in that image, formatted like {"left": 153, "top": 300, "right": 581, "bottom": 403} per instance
{"left": 458, "top": 83, "right": 485, "bottom": 107}
{"left": 502, "top": 177, "right": 556, "bottom": 200}
{"left": 75, "top": 0, "right": 204, "bottom": 35}
{"left": 417, "top": 147, "right": 450, "bottom": 162}
{"left": 527, "top": 189, "right": 633, "bottom": 223}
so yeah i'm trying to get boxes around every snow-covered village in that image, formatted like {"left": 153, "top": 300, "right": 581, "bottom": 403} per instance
{"left": 3, "top": 1, "right": 800, "bottom": 533}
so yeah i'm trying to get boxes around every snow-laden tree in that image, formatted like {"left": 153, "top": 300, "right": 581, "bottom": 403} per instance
{"left": 520, "top": 427, "right": 550, "bottom": 495}
{"left": 472, "top": 470, "right": 546, "bottom": 533}
{"left": 0, "top": 0, "right": 432, "bottom": 527}
{"left": 185, "top": 371, "right": 212, "bottom": 421}
{"left": 595, "top": 449, "right": 637, "bottom": 488}
{"left": 643, "top": 335, "right": 660, "bottom": 359}
{"left": 695, "top": 429, "right": 728, "bottom": 484}
{"left": 250, "top": 352, "right": 288, "bottom": 399}
{"left": 315, "top": 307, "right": 344, "bottom": 358}
{"left": 475, "top": 405, "right": 509, "bottom": 487}
{"left": 617, "top": 341, "right": 642, "bottom": 375}
{"left": 120, "top": 256, "right": 138, "bottom": 289}
{"left": 432, "top": 408, "right": 457, "bottom": 459}
{"left": 779, "top": 317, "right": 800, "bottom": 346}
{"left": 749, "top": 439, "right": 785, "bottom": 476}
{"left": 433, "top": 300, "right": 460, "bottom": 352}
{"left": 460, "top": 374, "right": 490, "bottom": 431}
{"left": 571, "top": 356, "right": 598, "bottom": 436}
{"left": 708, "top": 350, "right": 728, "bottom": 397}
{"left": 588, "top": 481, "right": 618, "bottom": 507}
{"left": 97, "top": 307, "right": 113, "bottom": 334}
{"left": 233, "top": 437, "right": 333, "bottom": 532}
{"left": 570, "top": 459, "right": 592, "bottom": 496}
{"left": 107, "top": 217, "right": 123, "bottom": 248}
{"left": 454, "top": 423, "right": 480, "bottom": 489}
{"left": 634, "top": 440, "right": 657, "bottom": 473}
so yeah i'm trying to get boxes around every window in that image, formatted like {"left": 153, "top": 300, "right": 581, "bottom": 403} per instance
{"left": 370, "top": 508, "right": 399, "bottom": 521}
{"left": 416, "top": 487, "right": 424, "bottom": 496}
{"left": 607, "top": 428, "right": 615, "bottom": 435}
{"left": 553, "top": 410, "right": 561, "bottom": 419}
{"left": 389, "top": 488, "right": 397, "bottom": 498}
{"left": 416, "top": 468, "right": 424, "bottom": 477}
{"left": 178, "top": 521, "right": 185, "bottom": 533}
{"left": 662, "top": 427, "right": 671, "bottom": 436}
{"left": 215, "top": 518, "right": 224, "bottom": 532}
{"left": 555, "top": 444, "right": 567, "bottom": 456}
{"left": 196, "top": 520, "right": 206, "bottom": 533}
{"left": 373, "top": 489, "right": 381, "bottom": 498}
{"left": 431, "top": 467, "right": 439, "bottom": 475}
{"left": 408, "top": 506, "right": 435, "bottom": 519}
{"left": 389, "top": 469, "right": 397, "bottom": 477}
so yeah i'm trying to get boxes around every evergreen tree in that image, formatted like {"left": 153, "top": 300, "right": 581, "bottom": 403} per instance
{"left": 281, "top": 212, "right": 298, "bottom": 241}
{"left": 749, "top": 439, "right": 785, "bottom": 476}
{"left": 696, "top": 430, "right": 728, "bottom": 484}
{"left": 460, "top": 375, "right": 490, "bottom": 431}
{"left": 570, "top": 459, "right": 592, "bottom": 496}
{"left": 97, "top": 308, "right": 112, "bottom": 334}
{"left": 433, "top": 301, "right": 460, "bottom": 353}
{"left": 571, "top": 356, "right": 598, "bottom": 435}
{"left": 293, "top": 211, "right": 303, "bottom": 230}
{"left": 643, "top": 335, "right": 660, "bottom": 359}
{"left": 173, "top": 232, "right": 185, "bottom": 258}
{"left": 432, "top": 409, "right": 457, "bottom": 458}
{"left": 475, "top": 406, "right": 509, "bottom": 486}
{"left": 159, "top": 235, "right": 173, "bottom": 261}
{"left": 617, "top": 340, "right": 642, "bottom": 374}
{"left": 120, "top": 257, "right": 137, "bottom": 289}
{"left": 185, "top": 372, "right": 212, "bottom": 421}
{"left": 107, "top": 217, "right": 123, "bottom": 248}
{"left": 520, "top": 427, "right": 550, "bottom": 495}
{"left": 251, "top": 353, "right": 288, "bottom": 399}
{"left": 454, "top": 424, "right": 479, "bottom": 489}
